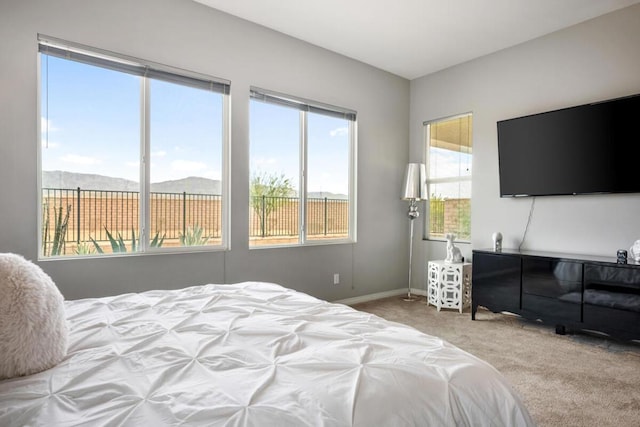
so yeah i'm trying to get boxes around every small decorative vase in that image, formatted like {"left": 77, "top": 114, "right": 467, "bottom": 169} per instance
{"left": 492, "top": 232, "right": 503, "bottom": 252}
{"left": 630, "top": 240, "right": 640, "bottom": 262}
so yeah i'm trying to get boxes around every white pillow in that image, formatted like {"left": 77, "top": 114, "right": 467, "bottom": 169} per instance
{"left": 0, "top": 253, "right": 68, "bottom": 379}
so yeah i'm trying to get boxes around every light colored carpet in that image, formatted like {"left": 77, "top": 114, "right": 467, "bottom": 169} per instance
{"left": 351, "top": 297, "right": 640, "bottom": 427}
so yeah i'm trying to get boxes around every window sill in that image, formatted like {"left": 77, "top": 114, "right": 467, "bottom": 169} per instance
{"left": 423, "top": 237, "right": 471, "bottom": 244}
{"left": 249, "top": 238, "right": 355, "bottom": 250}
{"left": 38, "top": 245, "right": 228, "bottom": 262}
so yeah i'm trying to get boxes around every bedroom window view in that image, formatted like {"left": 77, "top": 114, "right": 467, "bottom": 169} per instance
{"left": 425, "top": 114, "right": 472, "bottom": 241}
{"left": 249, "top": 89, "right": 355, "bottom": 247}
{"left": 39, "top": 39, "right": 229, "bottom": 257}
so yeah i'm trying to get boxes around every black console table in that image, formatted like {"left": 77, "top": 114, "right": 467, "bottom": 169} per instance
{"left": 472, "top": 249, "right": 640, "bottom": 341}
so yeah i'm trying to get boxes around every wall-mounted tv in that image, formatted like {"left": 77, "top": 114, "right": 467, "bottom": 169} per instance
{"left": 497, "top": 93, "right": 640, "bottom": 197}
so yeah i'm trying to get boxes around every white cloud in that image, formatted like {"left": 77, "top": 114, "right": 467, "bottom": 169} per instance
{"left": 42, "top": 141, "right": 60, "bottom": 149}
{"left": 203, "top": 170, "right": 222, "bottom": 181}
{"left": 430, "top": 150, "right": 472, "bottom": 178}
{"left": 151, "top": 150, "right": 167, "bottom": 157}
{"left": 308, "top": 172, "right": 348, "bottom": 195}
{"left": 329, "top": 127, "right": 348, "bottom": 137}
{"left": 125, "top": 161, "right": 139, "bottom": 168}
{"left": 252, "top": 157, "right": 278, "bottom": 167}
{"left": 60, "top": 154, "right": 101, "bottom": 165}
{"left": 41, "top": 118, "right": 61, "bottom": 148}
{"left": 41, "top": 117, "right": 60, "bottom": 133}
{"left": 171, "top": 159, "right": 207, "bottom": 172}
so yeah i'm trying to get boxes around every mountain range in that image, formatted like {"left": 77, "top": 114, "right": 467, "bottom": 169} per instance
{"left": 43, "top": 171, "right": 221, "bottom": 194}
{"left": 42, "top": 171, "right": 347, "bottom": 199}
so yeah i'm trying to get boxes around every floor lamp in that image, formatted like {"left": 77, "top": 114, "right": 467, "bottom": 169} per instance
{"left": 401, "top": 163, "right": 427, "bottom": 302}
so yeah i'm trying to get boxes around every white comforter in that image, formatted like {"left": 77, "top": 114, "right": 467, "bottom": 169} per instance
{"left": 0, "top": 282, "right": 533, "bottom": 426}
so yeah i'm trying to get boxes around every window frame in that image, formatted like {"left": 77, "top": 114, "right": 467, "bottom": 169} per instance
{"left": 37, "top": 35, "right": 231, "bottom": 259}
{"left": 423, "top": 112, "right": 473, "bottom": 243}
{"left": 249, "top": 87, "right": 357, "bottom": 248}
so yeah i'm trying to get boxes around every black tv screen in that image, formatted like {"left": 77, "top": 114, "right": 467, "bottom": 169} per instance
{"left": 497, "top": 94, "right": 640, "bottom": 197}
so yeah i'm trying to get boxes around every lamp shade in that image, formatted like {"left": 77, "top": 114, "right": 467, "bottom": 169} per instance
{"left": 401, "top": 163, "right": 427, "bottom": 200}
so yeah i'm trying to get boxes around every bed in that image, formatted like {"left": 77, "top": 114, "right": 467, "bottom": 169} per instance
{"left": 0, "top": 281, "right": 534, "bottom": 426}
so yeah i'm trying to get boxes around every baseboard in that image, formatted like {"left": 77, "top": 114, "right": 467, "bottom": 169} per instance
{"left": 333, "top": 287, "right": 427, "bottom": 306}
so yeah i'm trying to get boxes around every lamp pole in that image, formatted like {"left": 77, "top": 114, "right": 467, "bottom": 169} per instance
{"left": 404, "top": 198, "right": 419, "bottom": 301}
{"left": 401, "top": 162, "right": 426, "bottom": 302}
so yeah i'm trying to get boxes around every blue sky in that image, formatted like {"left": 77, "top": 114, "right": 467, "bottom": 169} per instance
{"left": 427, "top": 147, "right": 472, "bottom": 200}
{"left": 41, "top": 55, "right": 223, "bottom": 185}
{"left": 250, "top": 101, "right": 350, "bottom": 195}
{"left": 41, "top": 54, "right": 350, "bottom": 195}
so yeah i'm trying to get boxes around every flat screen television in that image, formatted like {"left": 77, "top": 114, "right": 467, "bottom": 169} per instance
{"left": 497, "top": 93, "right": 640, "bottom": 197}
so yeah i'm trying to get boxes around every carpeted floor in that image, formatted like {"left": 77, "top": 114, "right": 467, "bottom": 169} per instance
{"left": 351, "top": 297, "right": 640, "bottom": 427}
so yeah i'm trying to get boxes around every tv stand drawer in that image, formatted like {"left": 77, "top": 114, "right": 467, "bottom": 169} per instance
{"left": 522, "top": 294, "right": 581, "bottom": 323}
{"left": 522, "top": 258, "right": 582, "bottom": 298}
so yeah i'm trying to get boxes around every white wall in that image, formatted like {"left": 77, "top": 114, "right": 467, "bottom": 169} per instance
{"left": 0, "top": 0, "right": 410, "bottom": 300}
{"left": 410, "top": 4, "right": 640, "bottom": 289}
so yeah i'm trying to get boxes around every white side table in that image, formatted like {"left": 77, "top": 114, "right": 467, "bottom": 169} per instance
{"left": 427, "top": 260, "right": 472, "bottom": 313}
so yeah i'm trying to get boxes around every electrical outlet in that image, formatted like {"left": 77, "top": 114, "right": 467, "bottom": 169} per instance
{"left": 333, "top": 273, "right": 340, "bottom": 285}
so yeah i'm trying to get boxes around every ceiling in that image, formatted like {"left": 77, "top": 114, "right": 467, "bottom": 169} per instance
{"left": 193, "top": 0, "right": 640, "bottom": 80}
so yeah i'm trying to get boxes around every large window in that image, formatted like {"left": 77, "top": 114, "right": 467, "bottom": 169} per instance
{"left": 249, "top": 88, "right": 356, "bottom": 247}
{"left": 39, "top": 36, "right": 229, "bottom": 257}
{"left": 424, "top": 114, "right": 472, "bottom": 241}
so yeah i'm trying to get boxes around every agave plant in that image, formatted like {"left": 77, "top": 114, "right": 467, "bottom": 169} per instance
{"left": 179, "top": 224, "right": 210, "bottom": 246}
{"left": 42, "top": 203, "right": 71, "bottom": 257}
{"left": 74, "top": 242, "right": 96, "bottom": 255}
{"left": 90, "top": 227, "right": 165, "bottom": 254}
{"left": 149, "top": 230, "right": 166, "bottom": 248}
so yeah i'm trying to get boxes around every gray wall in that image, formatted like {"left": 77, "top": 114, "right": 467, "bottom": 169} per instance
{"left": 410, "top": 4, "right": 640, "bottom": 289}
{"left": 0, "top": 0, "right": 410, "bottom": 300}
